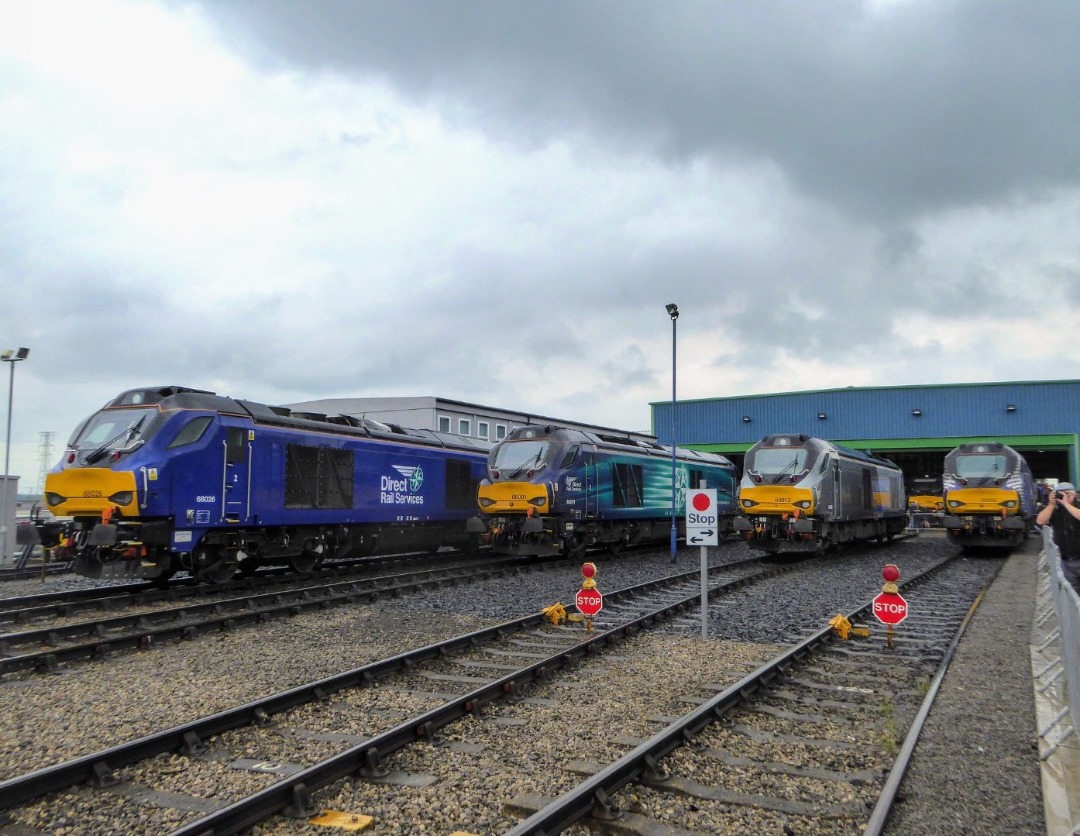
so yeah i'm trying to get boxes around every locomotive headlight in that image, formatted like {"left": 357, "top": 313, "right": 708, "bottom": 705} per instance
{"left": 528, "top": 497, "right": 546, "bottom": 507}
{"left": 947, "top": 500, "right": 963, "bottom": 508}
{"left": 478, "top": 497, "right": 496, "bottom": 508}
{"left": 46, "top": 492, "right": 64, "bottom": 507}
{"left": 108, "top": 491, "right": 134, "bottom": 505}
{"left": 795, "top": 500, "right": 812, "bottom": 509}
{"left": 741, "top": 499, "right": 757, "bottom": 508}
{"left": 1001, "top": 500, "right": 1017, "bottom": 508}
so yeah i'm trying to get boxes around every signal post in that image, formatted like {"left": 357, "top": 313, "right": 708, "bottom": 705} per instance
{"left": 872, "top": 563, "right": 909, "bottom": 648}
{"left": 574, "top": 562, "right": 603, "bottom": 631}
{"left": 686, "top": 488, "right": 718, "bottom": 640}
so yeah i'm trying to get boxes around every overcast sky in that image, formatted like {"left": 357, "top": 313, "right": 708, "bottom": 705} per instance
{"left": 1, "top": 0, "right": 1078, "bottom": 492}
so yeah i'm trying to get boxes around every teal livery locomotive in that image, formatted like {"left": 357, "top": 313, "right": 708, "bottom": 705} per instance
{"left": 473, "top": 424, "right": 738, "bottom": 558}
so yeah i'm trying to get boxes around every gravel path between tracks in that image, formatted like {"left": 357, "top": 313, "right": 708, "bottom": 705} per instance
{"left": 883, "top": 536, "right": 1046, "bottom": 836}
{"left": 0, "top": 535, "right": 1052, "bottom": 834}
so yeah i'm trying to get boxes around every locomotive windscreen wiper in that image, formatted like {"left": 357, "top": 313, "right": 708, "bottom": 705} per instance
{"left": 769, "top": 457, "right": 801, "bottom": 484}
{"left": 83, "top": 416, "right": 146, "bottom": 465}
{"left": 507, "top": 451, "right": 544, "bottom": 480}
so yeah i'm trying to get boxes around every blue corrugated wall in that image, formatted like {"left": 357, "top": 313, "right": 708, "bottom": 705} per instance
{"left": 652, "top": 381, "right": 1080, "bottom": 446}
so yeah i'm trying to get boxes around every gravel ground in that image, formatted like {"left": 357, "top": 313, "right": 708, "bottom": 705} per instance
{"left": 883, "top": 535, "right": 1046, "bottom": 835}
{"left": 0, "top": 533, "right": 1051, "bottom": 834}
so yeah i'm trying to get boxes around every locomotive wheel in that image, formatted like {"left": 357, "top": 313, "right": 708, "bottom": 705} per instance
{"left": 290, "top": 550, "right": 323, "bottom": 574}
{"left": 193, "top": 546, "right": 239, "bottom": 584}
{"left": 566, "top": 535, "right": 587, "bottom": 561}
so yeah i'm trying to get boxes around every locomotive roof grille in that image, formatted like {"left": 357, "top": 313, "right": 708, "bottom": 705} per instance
{"left": 100, "top": 387, "right": 492, "bottom": 456}
{"left": 751, "top": 434, "right": 900, "bottom": 471}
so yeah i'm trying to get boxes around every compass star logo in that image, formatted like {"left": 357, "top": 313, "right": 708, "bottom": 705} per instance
{"left": 675, "top": 467, "right": 689, "bottom": 509}
{"left": 392, "top": 465, "right": 424, "bottom": 492}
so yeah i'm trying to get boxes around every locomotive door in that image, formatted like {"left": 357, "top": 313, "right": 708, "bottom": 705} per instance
{"left": 222, "top": 426, "right": 251, "bottom": 523}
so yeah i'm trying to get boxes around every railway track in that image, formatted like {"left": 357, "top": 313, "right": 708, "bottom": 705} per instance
{"left": 506, "top": 552, "right": 1001, "bottom": 834}
{"left": 0, "top": 554, "right": 559, "bottom": 675}
{"left": 0, "top": 553, "right": 799, "bottom": 832}
{"left": 0, "top": 547, "right": 997, "bottom": 834}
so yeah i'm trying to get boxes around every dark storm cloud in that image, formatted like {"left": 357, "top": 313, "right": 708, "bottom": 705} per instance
{"left": 192, "top": 0, "right": 1080, "bottom": 223}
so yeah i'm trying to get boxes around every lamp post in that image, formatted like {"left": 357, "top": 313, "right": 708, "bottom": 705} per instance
{"left": 0, "top": 347, "right": 29, "bottom": 565}
{"left": 665, "top": 304, "right": 679, "bottom": 563}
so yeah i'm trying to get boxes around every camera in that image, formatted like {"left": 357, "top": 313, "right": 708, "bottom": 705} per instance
{"left": 1056, "top": 491, "right": 1065, "bottom": 500}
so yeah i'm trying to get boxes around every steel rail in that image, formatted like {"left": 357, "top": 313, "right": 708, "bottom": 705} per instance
{"left": 166, "top": 558, "right": 801, "bottom": 836}
{"left": 504, "top": 553, "right": 964, "bottom": 835}
{"left": 0, "top": 555, "right": 785, "bottom": 820}
{"left": 0, "top": 557, "right": 546, "bottom": 674}
{"left": 0, "top": 550, "right": 506, "bottom": 616}
{"left": 861, "top": 575, "right": 998, "bottom": 834}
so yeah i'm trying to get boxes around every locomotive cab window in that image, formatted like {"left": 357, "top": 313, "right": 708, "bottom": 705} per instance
{"left": 72, "top": 408, "right": 160, "bottom": 463}
{"left": 492, "top": 440, "right": 548, "bottom": 474}
{"left": 225, "top": 426, "right": 247, "bottom": 463}
{"left": 752, "top": 448, "right": 811, "bottom": 481}
{"left": 559, "top": 445, "right": 580, "bottom": 468}
{"left": 168, "top": 416, "right": 213, "bottom": 449}
{"left": 954, "top": 454, "right": 1008, "bottom": 478}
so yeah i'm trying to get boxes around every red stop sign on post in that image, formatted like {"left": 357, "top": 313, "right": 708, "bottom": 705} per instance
{"left": 575, "top": 587, "right": 603, "bottom": 617}
{"left": 872, "top": 591, "right": 908, "bottom": 625}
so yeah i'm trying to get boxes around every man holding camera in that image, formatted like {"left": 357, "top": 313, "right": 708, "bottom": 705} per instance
{"left": 1035, "top": 482, "right": 1080, "bottom": 593}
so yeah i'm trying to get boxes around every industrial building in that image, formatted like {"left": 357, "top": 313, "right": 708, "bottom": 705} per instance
{"left": 289, "top": 381, "right": 1079, "bottom": 486}
{"left": 651, "top": 380, "right": 1080, "bottom": 483}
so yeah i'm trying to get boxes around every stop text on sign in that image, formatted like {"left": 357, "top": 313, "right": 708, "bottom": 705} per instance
{"left": 872, "top": 591, "right": 908, "bottom": 625}
{"left": 575, "top": 588, "right": 603, "bottom": 616}
{"left": 686, "top": 488, "right": 719, "bottom": 546}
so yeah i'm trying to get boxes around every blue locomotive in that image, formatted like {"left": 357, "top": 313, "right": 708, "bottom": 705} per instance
{"left": 472, "top": 424, "right": 739, "bottom": 557}
{"left": 733, "top": 434, "right": 908, "bottom": 555}
{"left": 941, "top": 441, "right": 1036, "bottom": 551}
{"left": 25, "top": 386, "right": 491, "bottom": 583}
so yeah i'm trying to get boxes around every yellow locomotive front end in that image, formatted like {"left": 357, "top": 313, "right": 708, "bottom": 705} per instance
{"left": 738, "top": 485, "right": 816, "bottom": 516}
{"left": 944, "top": 487, "right": 1022, "bottom": 516}
{"left": 45, "top": 467, "right": 140, "bottom": 519}
{"left": 476, "top": 481, "right": 551, "bottom": 515}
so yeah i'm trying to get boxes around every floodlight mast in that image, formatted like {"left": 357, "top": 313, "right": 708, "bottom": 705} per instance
{"left": 665, "top": 305, "right": 678, "bottom": 563}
